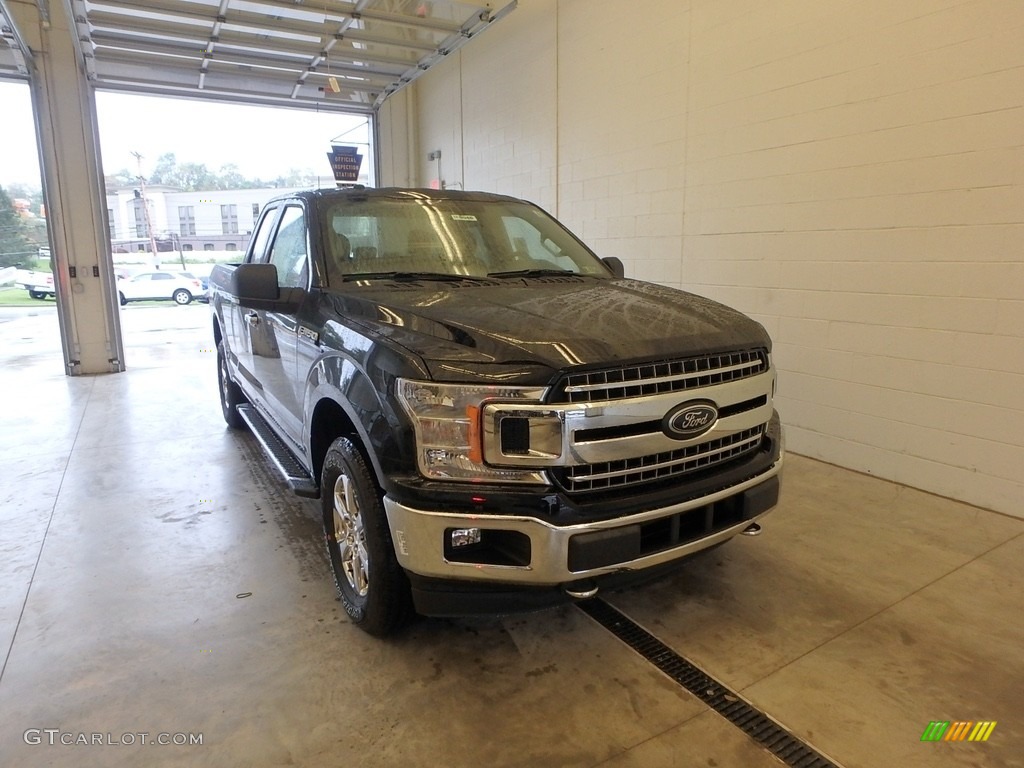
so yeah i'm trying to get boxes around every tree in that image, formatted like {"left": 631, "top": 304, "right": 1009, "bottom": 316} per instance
{"left": 108, "top": 154, "right": 318, "bottom": 192}
{"left": 217, "top": 163, "right": 248, "bottom": 189}
{"left": 106, "top": 169, "right": 136, "bottom": 188}
{"left": 177, "top": 161, "right": 218, "bottom": 190}
{"left": 0, "top": 185, "right": 36, "bottom": 269}
{"left": 149, "top": 152, "right": 180, "bottom": 186}
{"left": 2, "top": 183, "right": 48, "bottom": 251}
{"left": 270, "top": 168, "right": 319, "bottom": 187}
{"left": 5, "top": 183, "right": 44, "bottom": 214}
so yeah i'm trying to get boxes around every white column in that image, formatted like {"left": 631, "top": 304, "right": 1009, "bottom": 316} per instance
{"left": 10, "top": 0, "right": 125, "bottom": 375}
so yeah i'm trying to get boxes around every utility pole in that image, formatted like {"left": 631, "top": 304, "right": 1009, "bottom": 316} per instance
{"left": 174, "top": 232, "right": 186, "bottom": 270}
{"left": 131, "top": 151, "right": 160, "bottom": 267}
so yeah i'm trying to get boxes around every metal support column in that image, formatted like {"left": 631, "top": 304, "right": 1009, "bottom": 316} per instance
{"left": 8, "top": 0, "right": 125, "bottom": 375}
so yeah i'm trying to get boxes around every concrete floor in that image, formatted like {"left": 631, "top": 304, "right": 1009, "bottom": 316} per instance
{"left": 0, "top": 304, "right": 1021, "bottom": 768}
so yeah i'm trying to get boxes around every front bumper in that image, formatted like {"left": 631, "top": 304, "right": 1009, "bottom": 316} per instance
{"left": 383, "top": 451, "right": 782, "bottom": 591}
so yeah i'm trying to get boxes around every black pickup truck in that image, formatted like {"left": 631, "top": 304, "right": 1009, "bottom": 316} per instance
{"left": 210, "top": 187, "right": 783, "bottom": 636}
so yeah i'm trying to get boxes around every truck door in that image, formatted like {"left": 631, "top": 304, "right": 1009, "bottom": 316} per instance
{"left": 250, "top": 203, "right": 309, "bottom": 449}
{"left": 225, "top": 204, "right": 280, "bottom": 398}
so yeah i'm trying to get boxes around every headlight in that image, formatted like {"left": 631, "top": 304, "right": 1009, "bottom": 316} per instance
{"left": 396, "top": 379, "right": 549, "bottom": 483}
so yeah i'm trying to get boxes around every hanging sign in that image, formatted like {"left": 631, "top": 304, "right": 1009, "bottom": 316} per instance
{"left": 327, "top": 145, "right": 363, "bottom": 183}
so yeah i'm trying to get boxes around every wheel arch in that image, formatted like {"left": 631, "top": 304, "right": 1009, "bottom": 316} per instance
{"left": 305, "top": 350, "right": 408, "bottom": 495}
{"left": 309, "top": 398, "right": 379, "bottom": 493}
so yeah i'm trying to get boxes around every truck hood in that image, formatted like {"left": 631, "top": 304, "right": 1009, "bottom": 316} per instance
{"left": 330, "top": 276, "right": 770, "bottom": 380}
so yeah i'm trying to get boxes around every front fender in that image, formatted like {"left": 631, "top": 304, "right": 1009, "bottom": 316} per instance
{"left": 302, "top": 341, "right": 425, "bottom": 491}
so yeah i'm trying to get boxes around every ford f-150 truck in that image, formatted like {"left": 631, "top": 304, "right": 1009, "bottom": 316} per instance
{"left": 210, "top": 187, "right": 783, "bottom": 636}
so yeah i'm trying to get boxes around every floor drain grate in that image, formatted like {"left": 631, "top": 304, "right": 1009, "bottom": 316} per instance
{"left": 578, "top": 599, "right": 842, "bottom": 768}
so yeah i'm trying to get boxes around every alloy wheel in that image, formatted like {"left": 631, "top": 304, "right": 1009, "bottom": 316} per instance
{"left": 332, "top": 472, "right": 369, "bottom": 597}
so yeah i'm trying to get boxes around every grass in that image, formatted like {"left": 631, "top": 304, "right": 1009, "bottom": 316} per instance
{"left": 0, "top": 286, "right": 207, "bottom": 308}
{"left": 0, "top": 286, "right": 55, "bottom": 307}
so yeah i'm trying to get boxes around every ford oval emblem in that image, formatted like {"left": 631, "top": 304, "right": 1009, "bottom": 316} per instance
{"left": 663, "top": 401, "right": 718, "bottom": 440}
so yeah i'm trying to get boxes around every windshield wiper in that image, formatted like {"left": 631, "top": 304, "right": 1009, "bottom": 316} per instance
{"left": 343, "top": 271, "right": 493, "bottom": 283}
{"left": 486, "top": 268, "right": 578, "bottom": 278}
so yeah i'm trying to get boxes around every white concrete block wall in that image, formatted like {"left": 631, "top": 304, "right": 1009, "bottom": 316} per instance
{"left": 379, "top": 0, "right": 1024, "bottom": 517}
{"left": 461, "top": 2, "right": 558, "bottom": 212}
{"left": 556, "top": 1, "right": 689, "bottom": 288}
{"left": 684, "top": 0, "right": 1024, "bottom": 516}
{"left": 377, "top": 89, "right": 415, "bottom": 188}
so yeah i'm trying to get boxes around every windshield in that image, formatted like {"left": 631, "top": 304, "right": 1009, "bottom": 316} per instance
{"left": 319, "top": 195, "right": 611, "bottom": 285}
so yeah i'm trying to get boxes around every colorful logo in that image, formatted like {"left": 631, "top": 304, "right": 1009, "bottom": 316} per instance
{"left": 921, "top": 721, "right": 996, "bottom": 742}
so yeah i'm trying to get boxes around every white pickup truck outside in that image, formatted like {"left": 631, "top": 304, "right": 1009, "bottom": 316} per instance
{"left": 13, "top": 269, "right": 55, "bottom": 299}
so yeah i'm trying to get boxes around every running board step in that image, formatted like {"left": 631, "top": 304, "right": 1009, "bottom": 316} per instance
{"left": 237, "top": 404, "right": 319, "bottom": 498}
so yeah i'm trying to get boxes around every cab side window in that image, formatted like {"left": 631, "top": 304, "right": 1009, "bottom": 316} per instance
{"left": 249, "top": 206, "right": 278, "bottom": 263}
{"left": 267, "top": 205, "right": 309, "bottom": 289}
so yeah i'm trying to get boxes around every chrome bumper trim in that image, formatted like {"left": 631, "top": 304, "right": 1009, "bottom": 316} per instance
{"left": 384, "top": 454, "right": 783, "bottom": 586}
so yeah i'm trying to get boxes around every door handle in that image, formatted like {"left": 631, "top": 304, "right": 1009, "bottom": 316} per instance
{"left": 245, "top": 312, "right": 260, "bottom": 327}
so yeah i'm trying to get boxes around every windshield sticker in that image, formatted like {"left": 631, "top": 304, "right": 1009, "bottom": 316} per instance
{"left": 451, "top": 214, "right": 477, "bottom": 221}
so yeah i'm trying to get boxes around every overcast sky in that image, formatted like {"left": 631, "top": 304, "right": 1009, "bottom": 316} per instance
{"left": 0, "top": 80, "right": 371, "bottom": 189}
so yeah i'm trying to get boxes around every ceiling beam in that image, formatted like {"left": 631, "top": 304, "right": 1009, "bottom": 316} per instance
{"left": 94, "top": 46, "right": 373, "bottom": 91}
{"left": 198, "top": 0, "right": 230, "bottom": 86}
{"left": 85, "top": 24, "right": 407, "bottom": 77}
{"left": 94, "top": 77, "right": 375, "bottom": 115}
{"left": 90, "top": 1, "right": 324, "bottom": 44}
{"left": 0, "top": 0, "right": 34, "bottom": 75}
{"left": 2, "top": 0, "right": 518, "bottom": 119}
{"left": 91, "top": 41, "right": 387, "bottom": 92}
{"left": 373, "top": 1, "right": 518, "bottom": 109}
{"left": 354, "top": 6, "right": 463, "bottom": 35}
{"left": 92, "top": 0, "right": 449, "bottom": 52}
{"left": 241, "top": 0, "right": 465, "bottom": 35}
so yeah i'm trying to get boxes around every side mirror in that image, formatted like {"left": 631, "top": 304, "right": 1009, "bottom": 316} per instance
{"left": 602, "top": 256, "right": 625, "bottom": 279}
{"left": 231, "top": 263, "right": 279, "bottom": 302}
{"left": 231, "top": 263, "right": 303, "bottom": 312}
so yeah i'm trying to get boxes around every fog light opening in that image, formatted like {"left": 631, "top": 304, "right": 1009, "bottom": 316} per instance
{"left": 450, "top": 527, "right": 482, "bottom": 548}
{"left": 443, "top": 528, "right": 532, "bottom": 567}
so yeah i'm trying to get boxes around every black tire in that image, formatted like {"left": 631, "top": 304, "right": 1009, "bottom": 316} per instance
{"left": 173, "top": 289, "right": 192, "bottom": 305}
{"left": 118, "top": 292, "right": 127, "bottom": 306}
{"left": 322, "top": 437, "right": 412, "bottom": 636}
{"left": 217, "top": 340, "right": 246, "bottom": 429}
{"left": 28, "top": 290, "right": 44, "bottom": 300}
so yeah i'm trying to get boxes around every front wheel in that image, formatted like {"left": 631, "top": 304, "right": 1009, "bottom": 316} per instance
{"left": 217, "top": 340, "right": 246, "bottom": 429}
{"left": 173, "top": 289, "right": 192, "bottom": 305}
{"left": 322, "top": 437, "right": 413, "bottom": 636}
{"left": 28, "top": 290, "right": 45, "bottom": 300}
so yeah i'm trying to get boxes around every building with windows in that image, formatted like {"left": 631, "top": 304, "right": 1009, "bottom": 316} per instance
{"left": 106, "top": 185, "right": 306, "bottom": 255}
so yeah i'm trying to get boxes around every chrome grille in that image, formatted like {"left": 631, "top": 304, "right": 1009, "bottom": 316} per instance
{"left": 553, "top": 349, "right": 769, "bottom": 404}
{"left": 555, "top": 426, "right": 765, "bottom": 493}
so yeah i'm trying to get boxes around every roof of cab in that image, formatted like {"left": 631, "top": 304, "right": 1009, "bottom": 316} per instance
{"left": 265, "top": 187, "right": 528, "bottom": 206}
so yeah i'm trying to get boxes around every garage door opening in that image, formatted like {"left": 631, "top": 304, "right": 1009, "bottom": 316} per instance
{"left": 1, "top": 83, "right": 376, "bottom": 371}
{"left": 0, "top": 81, "right": 61, "bottom": 372}
{"left": 93, "top": 91, "right": 374, "bottom": 366}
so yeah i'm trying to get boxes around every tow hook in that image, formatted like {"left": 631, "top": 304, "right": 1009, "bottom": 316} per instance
{"left": 741, "top": 522, "right": 762, "bottom": 536}
{"left": 564, "top": 580, "right": 599, "bottom": 599}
